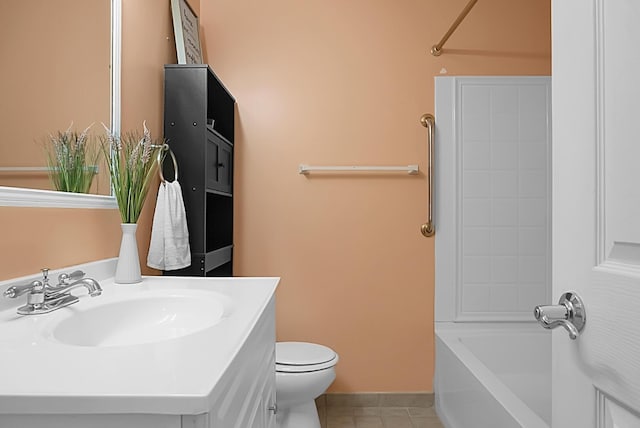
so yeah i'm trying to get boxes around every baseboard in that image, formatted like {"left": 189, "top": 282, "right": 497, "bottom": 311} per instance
{"left": 317, "top": 392, "right": 434, "bottom": 408}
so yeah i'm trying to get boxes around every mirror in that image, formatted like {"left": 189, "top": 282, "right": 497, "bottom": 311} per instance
{"left": 0, "top": 0, "right": 119, "bottom": 207}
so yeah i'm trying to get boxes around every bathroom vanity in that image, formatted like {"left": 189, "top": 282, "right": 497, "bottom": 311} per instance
{"left": 0, "top": 260, "right": 279, "bottom": 428}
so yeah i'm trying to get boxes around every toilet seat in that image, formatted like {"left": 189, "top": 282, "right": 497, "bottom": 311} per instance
{"left": 276, "top": 342, "right": 338, "bottom": 373}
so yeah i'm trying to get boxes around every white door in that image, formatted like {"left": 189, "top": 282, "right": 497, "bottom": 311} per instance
{"left": 552, "top": 0, "right": 640, "bottom": 426}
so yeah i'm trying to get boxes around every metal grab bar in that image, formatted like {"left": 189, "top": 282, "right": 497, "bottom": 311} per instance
{"left": 420, "top": 114, "right": 435, "bottom": 237}
{"left": 431, "top": 0, "right": 478, "bottom": 56}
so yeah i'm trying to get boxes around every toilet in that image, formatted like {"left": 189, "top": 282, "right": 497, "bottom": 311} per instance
{"left": 275, "top": 341, "right": 339, "bottom": 428}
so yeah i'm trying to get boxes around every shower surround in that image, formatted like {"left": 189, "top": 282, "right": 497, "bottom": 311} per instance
{"left": 433, "top": 76, "right": 552, "bottom": 428}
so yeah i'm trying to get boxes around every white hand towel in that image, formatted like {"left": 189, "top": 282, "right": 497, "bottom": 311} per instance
{"left": 147, "top": 180, "right": 191, "bottom": 271}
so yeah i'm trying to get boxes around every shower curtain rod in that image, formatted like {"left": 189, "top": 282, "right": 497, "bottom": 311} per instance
{"left": 431, "top": 0, "right": 478, "bottom": 56}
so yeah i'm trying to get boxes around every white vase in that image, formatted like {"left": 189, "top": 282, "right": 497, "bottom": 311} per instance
{"left": 115, "top": 223, "right": 142, "bottom": 284}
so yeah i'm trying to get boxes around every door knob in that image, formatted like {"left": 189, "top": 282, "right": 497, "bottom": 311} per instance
{"left": 534, "top": 292, "right": 586, "bottom": 340}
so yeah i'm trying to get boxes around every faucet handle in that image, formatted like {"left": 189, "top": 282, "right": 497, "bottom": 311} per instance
{"left": 3, "top": 280, "right": 42, "bottom": 299}
{"left": 57, "top": 270, "right": 85, "bottom": 285}
{"left": 4, "top": 268, "right": 51, "bottom": 299}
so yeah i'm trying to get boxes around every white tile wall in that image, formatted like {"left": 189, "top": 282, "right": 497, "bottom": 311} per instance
{"left": 461, "top": 87, "right": 492, "bottom": 141}
{"left": 490, "top": 171, "right": 518, "bottom": 198}
{"left": 519, "top": 228, "right": 547, "bottom": 255}
{"left": 490, "top": 285, "right": 519, "bottom": 312}
{"left": 464, "top": 228, "right": 491, "bottom": 255}
{"left": 463, "top": 142, "right": 491, "bottom": 169}
{"left": 491, "top": 229, "right": 517, "bottom": 255}
{"left": 491, "top": 143, "right": 518, "bottom": 169}
{"left": 463, "top": 256, "right": 491, "bottom": 283}
{"left": 461, "top": 285, "right": 492, "bottom": 312}
{"left": 463, "top": 199, "right": 492, "bottom": 227}
{"left": 458, "top": 79, "right": 551, "bottom": 319}
{"left": 491, "top": 199, "right": 518, "bottom": 226}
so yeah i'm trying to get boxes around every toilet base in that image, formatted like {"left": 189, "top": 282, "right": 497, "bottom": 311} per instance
{"left": 276, "top": 401, "right": 321, "bottom": 428}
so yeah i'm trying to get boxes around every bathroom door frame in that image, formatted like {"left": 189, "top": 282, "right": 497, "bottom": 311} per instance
{"left": 552, "top": 0, "right": 640, "bottom": 426}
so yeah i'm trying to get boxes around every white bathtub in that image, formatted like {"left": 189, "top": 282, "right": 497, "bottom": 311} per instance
{"left": 434, "top": 323, "right": 551, "bottom": 428}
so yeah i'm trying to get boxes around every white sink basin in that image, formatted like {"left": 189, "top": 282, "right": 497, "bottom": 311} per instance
{"left": 45, "top": 290, "right": 228, "bottom": 347}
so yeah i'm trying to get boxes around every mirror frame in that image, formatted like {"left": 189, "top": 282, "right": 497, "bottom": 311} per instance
{"left": 0, "top": 0, "right": 120, "bottom": 209}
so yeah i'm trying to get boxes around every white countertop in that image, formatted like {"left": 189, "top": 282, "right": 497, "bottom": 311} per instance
{"left": 0, "top": 270, "right": 279, "bottom": 415}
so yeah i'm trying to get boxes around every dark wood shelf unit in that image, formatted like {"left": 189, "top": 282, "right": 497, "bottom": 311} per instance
{"left": 162, "top": 64, "right": 236, "bottom": 277}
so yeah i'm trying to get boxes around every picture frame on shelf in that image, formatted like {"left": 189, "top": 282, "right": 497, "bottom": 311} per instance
{"left": 170, "top": 0, "right": 203, "bottom": 64}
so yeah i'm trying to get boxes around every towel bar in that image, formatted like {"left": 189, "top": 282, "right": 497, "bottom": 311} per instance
{"left": 156, "top": 144, "right": 179, "bottom": 183}
{"left": 298, "top": 164, "right": 419, "bottom": 175}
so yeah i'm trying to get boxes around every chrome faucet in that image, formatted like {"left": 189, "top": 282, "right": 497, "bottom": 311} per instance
{"left": 3, "top": 268, "right": 102, "bottom": 315}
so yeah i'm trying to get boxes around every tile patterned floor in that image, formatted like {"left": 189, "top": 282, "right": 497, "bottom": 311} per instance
{"left": 317, "top": 393, "right": 444, "bottom": 428}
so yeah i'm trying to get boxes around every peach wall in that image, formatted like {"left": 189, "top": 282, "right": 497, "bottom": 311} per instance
{"left": 0, "top": 0, "right": 111, "bottom": 194}
{"left": 0, "top": 0, "right": 549, "bottom": 393}
{"left": 200, "top": 0, "right": 550, "bottom": 392}
{"left": 0, "top": 0, "right": 176, "bottom": 280}
{"left": 120, "top": 0, "right": 177, "bottom": 276}
{"left": 0, "top": 208, "right": 122, "bottom": 280}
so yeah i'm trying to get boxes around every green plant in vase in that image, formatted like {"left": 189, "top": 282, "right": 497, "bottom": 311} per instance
{"left": 44, "top": 123, "right": 100, "bottom": 193}
{"left": 101, "top": 121, "right": 165, "bottom": 224}
{"left": 101, "top": 121, "right": 166, "bottom": 284}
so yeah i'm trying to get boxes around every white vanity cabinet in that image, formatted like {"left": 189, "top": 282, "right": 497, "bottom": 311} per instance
{"left": 188, "top": 296, "right": 277, "bottom": 428}
{"left": 0, "top": 272, "right": 279, "bottom": 428}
